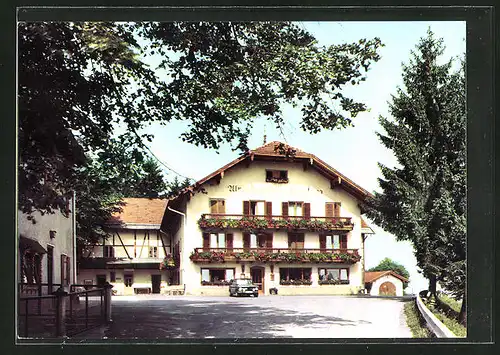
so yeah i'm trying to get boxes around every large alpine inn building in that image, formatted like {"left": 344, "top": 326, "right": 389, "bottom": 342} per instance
{"left": 78, "top": 141, "right": 375, "bottom": 296}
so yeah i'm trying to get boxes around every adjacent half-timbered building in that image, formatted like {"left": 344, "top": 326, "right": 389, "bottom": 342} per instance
{"left": 162, "top": 141, "right": 375, "bottom": 296}
{"left": 77, "top": 198, "right": 176, "bottom": 295}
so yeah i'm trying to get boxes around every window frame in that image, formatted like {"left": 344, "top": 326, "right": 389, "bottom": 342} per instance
{"left": 279, "top": 267, "right": 312, "bottom": 281}
{"left": 288, "top": 201, "right": 304, "bottom": 216}
{"left": 318, "top": 267, "right": 350, "bottom": 281}
{"left": 149, "top": 246, "right": 158, "bottom": 258}
{"left": 265, "top": 169, "right": 289, "bottom": 183}
{"left": 200, "top": 268, "right": 236, "bottom": 285}
{"left": 209, "top": 198, "right": 226, "bottom": 214}
{"left": 124, "top": 273, "right": 133, "bottom": 287}
{"left": 104, "top": 245, "right": 115, "bottom": 258}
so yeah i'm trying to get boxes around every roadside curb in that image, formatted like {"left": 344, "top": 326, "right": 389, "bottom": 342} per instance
{"left": 415, "top": 295, "right": 457, "bottom": 338}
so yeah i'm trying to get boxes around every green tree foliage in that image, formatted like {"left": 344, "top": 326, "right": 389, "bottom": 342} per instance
{"left": 368, "top": 257, "right": 410, "bottom": 289}
{"left": 364, "top": 30, "right": 465, "bottom": 323}
{"left": 18, "top": 21, "right": 383, "bottom": 219}
{"left": 131, "top": 158, "right": 169, "bottom": 198}
{"left": 165, "top": 176, "right": 193, "bottom": 199}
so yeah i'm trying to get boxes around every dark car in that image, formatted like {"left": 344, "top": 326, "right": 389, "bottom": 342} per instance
{"left": 229, "top": 279, "right": 259, "bottom": 297}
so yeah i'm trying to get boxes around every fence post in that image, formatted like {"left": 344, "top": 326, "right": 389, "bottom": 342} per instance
{"left": 54, "top": 287, "right": 68, "bottom": 338}
{"left": 103, "top": 282, "right": 114, "bottom": 323}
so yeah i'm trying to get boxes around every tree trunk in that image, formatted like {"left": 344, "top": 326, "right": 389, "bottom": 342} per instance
{"left": 458, "top": 292, "right": 467, "bottom": 326}
{"left": 428, "top": 274, "right": 437, "bottom": 296}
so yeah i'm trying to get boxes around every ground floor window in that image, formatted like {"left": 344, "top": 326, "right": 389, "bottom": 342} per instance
{"left": 124, "top": 273, "right": 133, "bottom": 287}
{"left": 200, "top": 268, "right": 235, "bottom": 285}
{"left": 279, "top": 268, "right": 312, "bottom": 285}
{"left": 318, "top": 267, "right": 350, "bottom": 284}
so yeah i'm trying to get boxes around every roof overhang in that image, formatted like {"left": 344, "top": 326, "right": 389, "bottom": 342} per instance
{"left": 19, "top": 235, "right": 47, "bottom": 254}
{"left": 173, "top": 144, "right": 374, "bottom": 204}
{"left": 105, "top": 223, "right": 161, "bottom": 230}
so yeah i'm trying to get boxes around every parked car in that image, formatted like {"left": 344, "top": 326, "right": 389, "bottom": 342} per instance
{"left": 229, "top": 279, "right": 259, "bottom": 297}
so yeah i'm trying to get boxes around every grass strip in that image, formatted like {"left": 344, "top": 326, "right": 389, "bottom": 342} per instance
{"left": 425, "top": 301, "right": 466, "bottom": 338}
{"left": 437, "top": 293, "right": 462, "bottom": 313}
{"left": 404, "top": 300, "right": 432, "bottom": 338}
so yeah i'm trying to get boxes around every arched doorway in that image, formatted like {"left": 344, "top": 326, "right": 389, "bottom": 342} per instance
{"left": 250, "top": 266, "right": 265, "bottom": 295}
{"left": 379, "top": 281, "right": 396, "bottom": 296}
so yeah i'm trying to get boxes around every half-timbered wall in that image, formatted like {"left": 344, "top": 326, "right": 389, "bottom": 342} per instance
{"left": 82, "top": 229, "right": 172, "bottom": 260}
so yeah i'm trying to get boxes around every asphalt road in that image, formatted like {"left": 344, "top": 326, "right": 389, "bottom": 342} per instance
{"left": 73, "top": 295, "right": 413, "bottom": 339}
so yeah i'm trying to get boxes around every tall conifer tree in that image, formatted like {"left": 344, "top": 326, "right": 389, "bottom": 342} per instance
{"left": 365, "top": 30, "right": 465, "bottom": 323}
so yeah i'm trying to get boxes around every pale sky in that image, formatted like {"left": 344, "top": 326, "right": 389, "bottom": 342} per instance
{"left": 136, "top": 21, "right": 466, "bottom": 294}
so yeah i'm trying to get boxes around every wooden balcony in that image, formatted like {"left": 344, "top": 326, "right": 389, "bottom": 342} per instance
{"left": 189, "top": 247, "right": 360, "bottom": 264}
{"left": 198, "top": 214, "right": 354, "bottom": 232}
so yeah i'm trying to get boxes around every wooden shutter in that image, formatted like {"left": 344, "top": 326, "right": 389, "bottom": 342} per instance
{"left": 334, "top": 202, "right": 341, "bottom": 217}
{"left": 226, "top": 233, "right": 233, "bottom": 251}
{"left": 340, "top": 235, "right": 347, "bottom": 249}
{"left": 219, "top": 200, "right": 226, "bottom": 214}
{"left": 303, "top": 203, "right": 311, "bottom": 219}
{"left": 297, "top": 234, "right": 304, "bottom": 249}
{"left": 243, "top": 232, "right": 250, "bottom": 251}
{"left": 60, "top": 255, "right": 65, "bottom": 286}
{"left": 325, "top": 202, "right": 334, "bottom": 217}
{"left": 66, "top": 256, "right": 71, "bottom": 285}
{"left": 265, "top": 201, "right": 272, "bottom": 219}
{"left": 266, "top": 233, "right": 273, "bottom": 249}
{"left": 319, "top": 234, "right": 326, "bottom": 252}
{"left": 202, "top": 233, "right": 210, "bottom": 251}
{"left": 282, "top": 202, "right": 289, "bottom": 218}
{"left": 243, "top": 201, "right": 250, "bottom": 215}
{"left": 210, "top": 200, "right": 218, "bottom": 214}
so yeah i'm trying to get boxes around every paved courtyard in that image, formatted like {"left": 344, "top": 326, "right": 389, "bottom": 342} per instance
{"left": 73, "top": 295, "right": 412, "bottom": 339}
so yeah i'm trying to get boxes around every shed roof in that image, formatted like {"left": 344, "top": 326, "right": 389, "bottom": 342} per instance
{"left": 364, "top": 270, "right": 408, "bottom": 283}
{"left": 106, "top": 198, "right": 168, "bottom": 226}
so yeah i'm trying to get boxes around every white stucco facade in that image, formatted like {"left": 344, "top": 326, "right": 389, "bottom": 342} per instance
{"left": 171, "top": 152, "right": 370, "bottom": 296}
{"left": 369, "top": 274, "right": 405, "bottom": 297}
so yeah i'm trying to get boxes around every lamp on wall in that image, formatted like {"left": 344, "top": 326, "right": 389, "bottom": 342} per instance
{"left": 49, "top": 230, "right": 56, "bottom": 239}
{"left": 241, "top": 264, "right": 245, "bottom": 273}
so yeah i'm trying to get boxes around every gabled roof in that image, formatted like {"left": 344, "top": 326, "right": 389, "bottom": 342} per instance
{"left": 106, "top": 198, "right": 168, "bottom": 227}
{"left": 364, "top": 271, "right": 408, "bottom": 283}
{"left": 178, "top": 141, "right": 374, "bottom": 202}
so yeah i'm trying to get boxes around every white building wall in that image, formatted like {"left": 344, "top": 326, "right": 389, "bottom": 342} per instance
{"left": 18, "top": 200, "right": 75, "bottom": 286}
{"left": 370, "top": 275, "right": 405, "bottom": 297}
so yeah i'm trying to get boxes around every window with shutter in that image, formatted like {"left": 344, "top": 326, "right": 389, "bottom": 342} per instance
{"left": 210, "top": 199, "right": 225, "bottom": 214}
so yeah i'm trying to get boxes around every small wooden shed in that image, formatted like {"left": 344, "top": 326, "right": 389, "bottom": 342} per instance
{"left": 364, "top": 271, "right": 408, "bottom": 297}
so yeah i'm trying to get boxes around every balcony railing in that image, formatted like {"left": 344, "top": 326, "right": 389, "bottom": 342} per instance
{"left": 189, "top": 247, "right": 360, "bottom": 264}
{"left": 198, "top": 214, "right": 353, "bottom": 232}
